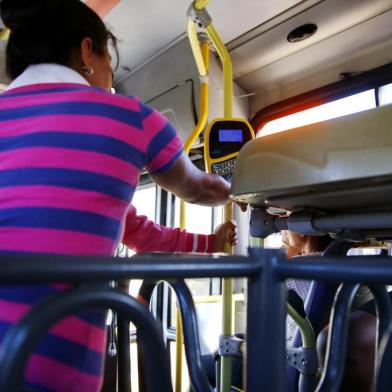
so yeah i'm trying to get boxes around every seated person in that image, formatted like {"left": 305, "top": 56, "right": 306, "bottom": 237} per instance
{"left": 283, "top": 231, "right": 334, "bottom": 346}
{"left": 317, "top": 277, "right": 383, "bottom": 392}
{"left": 200, "top": 231, "right": 333, "bottom": 389}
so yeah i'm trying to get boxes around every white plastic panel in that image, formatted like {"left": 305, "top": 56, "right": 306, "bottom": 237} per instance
{"left": 116, "top": 37, "right": 250, "bottom": 145}
{"left": 148, "top": 81, "right": 197, "bottom": 144}
{"left": 105, "top": 0, "right": 305, "bottom": 81}
{"left": 231, "top": 0, "right": 392, "bottom": 79}
{"left": 243, "top": 8, "right": 392, "bottom": 113}
{"left": 231, "top": 104, "right": 392, "bottom": 211}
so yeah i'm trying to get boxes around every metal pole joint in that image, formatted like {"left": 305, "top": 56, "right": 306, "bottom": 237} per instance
{"left": 187, "top": 4, "right": 212, "bottom": 29}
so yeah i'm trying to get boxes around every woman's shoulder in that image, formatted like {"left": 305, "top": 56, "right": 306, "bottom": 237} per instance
{"left": 84, "top": 87, "right": 144, "bottom": 113}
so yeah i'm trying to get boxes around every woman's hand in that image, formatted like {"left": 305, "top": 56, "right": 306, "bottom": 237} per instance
{"left": 213, "top": 220, "right": 238, "bottom": 252}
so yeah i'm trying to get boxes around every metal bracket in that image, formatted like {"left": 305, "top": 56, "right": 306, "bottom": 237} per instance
{"left": 187, "top": 4, "right": 212, "bottom": 29}
{"left": 249, "top": 207, "right": 286, "bottom": 238}
{"left": 218, "top": 335, "right": 318, "bottom": 376}
{"left": 197, "top": 32, "right": 210, "bottom": 43}
{"left": 287, "top": 211, "right": 320, "bottom": 235}
{"left": 286, "top": 347, "right": 318, "bottom": 376}
{"left": 218, "top": 335, "right": 243, "bottom": 357}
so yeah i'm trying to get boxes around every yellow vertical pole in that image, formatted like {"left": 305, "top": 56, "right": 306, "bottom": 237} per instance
{"left": 188, "top": 4, "right": 239, "bottom": 390}
{"left": 175, "top": 312, "right": 184, "bottom": 392}
{"left": 205, "top": 21, "right": 234, "bottom": 392}
{"left": 175, "top": 41, "right": 210, "bottom": 392}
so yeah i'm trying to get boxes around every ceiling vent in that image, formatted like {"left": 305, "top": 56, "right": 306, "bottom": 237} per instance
{"left": 287, "top": 23, "right": 317, "bottom": 43}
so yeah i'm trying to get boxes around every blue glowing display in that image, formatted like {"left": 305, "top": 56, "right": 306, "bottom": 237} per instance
{"left": 218, "top": 129, "right": 243, "bottom": 142}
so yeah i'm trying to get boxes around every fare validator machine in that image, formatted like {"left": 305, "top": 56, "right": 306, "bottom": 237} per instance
{"left": 204, "top": 117, "right": 254, "bottom": 390}
{"left": 204, "top": 118, "right": 255, "bottom": 181}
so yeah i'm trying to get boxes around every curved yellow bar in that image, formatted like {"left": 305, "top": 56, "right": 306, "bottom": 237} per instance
{"left": 187, "top": 21, "right": 207, "bottom": 77}
{"left": 287, "top": 303, "right": 316, "bottom": 349}
{"left": 194, "top": 0, "right": 212, "bottom": 11}
{"left": 184, "top": 82, "right": 209, "bottom": 153}
{"left": 184, "top": 44, "right": 210, "bottom": 153}
{"left": 206, "top": 23, "right": 233, "bottom": 118}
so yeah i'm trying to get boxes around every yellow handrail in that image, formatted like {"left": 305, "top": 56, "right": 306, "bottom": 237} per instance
{"left": 175, "top": 312, "right": 184, "bottom": 392}
{"left": 187, "top": 3, "right": 238, "bottom": 390}
{"left": 187, "top": 21, "right": 207, "bottom": 77}
{"left": 204, "top": 16, "right": 235, "bottom": 392}
{"left": 194, "top": 0, "right": 211, "bottom": 11}
{"left": 184, "top": 44, "right": 210, "bottom": 154}
{"left": 206, "top": 24, "right": 233, "bottom": 118}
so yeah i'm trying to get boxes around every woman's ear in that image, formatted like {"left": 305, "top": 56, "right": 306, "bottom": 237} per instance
{"left": 80, "top": 37, "right": 94, "bottom": 69}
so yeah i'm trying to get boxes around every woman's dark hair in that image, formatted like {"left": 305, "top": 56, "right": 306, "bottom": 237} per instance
{"left": 0, "top": 0, "right": 118, "bottom": 79}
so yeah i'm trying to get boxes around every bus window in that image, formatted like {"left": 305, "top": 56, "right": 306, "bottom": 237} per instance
{"left": 174, "top": 202, "right": 214, "bottom": 236}
{"left": 117, "top": 185, "right": 156, "bottom": 391}
{"left": 254, "top": 87, "right": 384, "bottom": 249}
{"left": 124, "top": 185, "right": 157, "bottom": 295}
{"left": 379, "top": 82, "right": 392, "bottom": 106}
{"left": 173, "top": 201, "right": 221, "bottom": 298}
{"left": 131, "top": 185, "right": 157, "bottom": 221}
{"left": 257, "top": 89, "right": 376, "bottom": 137}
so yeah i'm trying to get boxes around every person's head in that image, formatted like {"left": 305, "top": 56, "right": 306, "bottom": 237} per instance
{"left": 0, "top": 0, "right": 118, "bottom": 89}
{"left": 282, "top": 231, "right": 333, "bottom": 258}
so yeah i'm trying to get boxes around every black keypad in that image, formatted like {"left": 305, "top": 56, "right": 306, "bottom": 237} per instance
{"left": 212, "top": 159, "right": 236, "bottom": 181}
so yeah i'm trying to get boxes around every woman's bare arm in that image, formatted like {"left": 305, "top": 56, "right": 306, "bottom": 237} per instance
{"left": 150, "top": 153, "right": 230, "bottom": 206}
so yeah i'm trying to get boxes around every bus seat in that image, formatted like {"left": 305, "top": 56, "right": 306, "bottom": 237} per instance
{"left": 231, "top": 104, "right": 392, "bottom": 213}
{"left": 232, "top": 105, "right": 392, "bottom": 391}
{"left": 286, "top": 240, "right": 354, "bottom": 392}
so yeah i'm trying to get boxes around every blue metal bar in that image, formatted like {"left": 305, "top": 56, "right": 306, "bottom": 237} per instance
{"left": 291, "top": 239, "right": 351, "bottom": 392}
{"left": 2, "top": 249, "right": 392, "bottom": 392}
{"left": 118, "top": 315, "right": 131, "bottom": 391}
{"left": 370, "top": 284, "right": 392, "bottom": 392}
{"left": 370, "top": 285, "right": 392, "bottom": 346}
{"left": 135, "top": 279, "right": 214, "bottom": 392}
{"left": 277, "top": 256, "right": 392, "bottom": 283}
{"left": 3, "top": 253, "right": 392, "bottom": 284}
{"left": 117, "top": 280, "right": 132, "bottom": 392}
{"left": 376, "top": 323, "right": 392, "bottom": 392}
{"left": 247, "top": 248, "right": 287, "bottom": 392}
{"left": 316, "top": 283, "right": 392, "bottom": 392}
{"left": 0, "top": 286, "right": 173, "bottom": 392}
{"left": 316, "top": 284, "right": 359, "bottom": 392}
{"left": 0, "top": 254, "right": 258, "bottom": 283}
{"left": 171, "top": 280, "right": 214, "bottom": 392}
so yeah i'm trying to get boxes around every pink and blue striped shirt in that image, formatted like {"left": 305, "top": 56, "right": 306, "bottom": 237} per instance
{"left": 0, "top": 64, "right": 186, "bottom": 391}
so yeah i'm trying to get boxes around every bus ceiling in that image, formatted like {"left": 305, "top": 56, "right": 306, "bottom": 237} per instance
{"left": 1, "top": 0, "right": 391, "bottom": 110}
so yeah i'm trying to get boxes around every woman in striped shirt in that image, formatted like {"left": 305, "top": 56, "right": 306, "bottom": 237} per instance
{"left": 0, "top": 0, "right": 232, "bottom": 390}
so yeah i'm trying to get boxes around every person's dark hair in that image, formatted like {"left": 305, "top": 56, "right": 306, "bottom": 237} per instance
{"left": 0, "top": 0, "right": 118, "bottom": 79}
{"left": 309, "top": 234, "right": 334, "bottom": 253}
